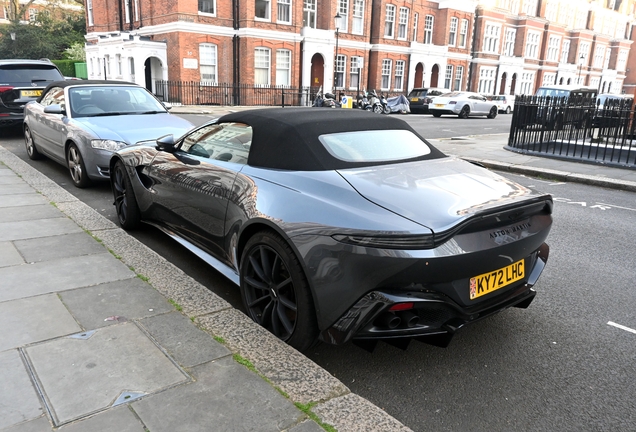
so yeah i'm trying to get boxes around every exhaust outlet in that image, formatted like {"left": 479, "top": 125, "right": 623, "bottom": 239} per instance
{"left": 376, "top": 313, "right": 401, "bottom": 329}
{"left": 399, "top": 311, "right": 419, "bottom": 328}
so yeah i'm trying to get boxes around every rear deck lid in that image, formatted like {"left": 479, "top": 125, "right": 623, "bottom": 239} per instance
{"left": 337, "top": 157, "right": 539, "bottom": 232}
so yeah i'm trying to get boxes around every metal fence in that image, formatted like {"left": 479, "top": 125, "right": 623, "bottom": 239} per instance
{"left": 154, "top": 81, "right": 317, "bottom": 107}
{"left": 508, "top": 95, "right": 636, "bottom": 168}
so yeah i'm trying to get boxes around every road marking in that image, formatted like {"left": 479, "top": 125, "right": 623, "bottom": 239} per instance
{"left": 608, "top": 321, "right": 636, "bottom": 335}
{"left": 597, "top": 203, "right": 636, "bottom": 212}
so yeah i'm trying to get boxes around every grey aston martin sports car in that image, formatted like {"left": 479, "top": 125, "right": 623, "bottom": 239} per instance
{"left": 109, "top": 108, "right": 552, "bottom": 352}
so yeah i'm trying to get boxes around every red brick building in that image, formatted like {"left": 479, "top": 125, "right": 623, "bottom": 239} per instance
{"left": 83, "top": 0, "right": 476, "bottom": 95}
{"left": 83, "top": 0, "right": 635, "bottom": 98}
{"left": 471, "top": 0, "right": 634, "bottom": 96}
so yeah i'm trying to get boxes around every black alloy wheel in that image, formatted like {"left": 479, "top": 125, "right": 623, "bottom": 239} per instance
{"left": 112, "top": 160, "right": 141, "bottom": 230}
{"left": 459, "top": 105, "right": 470, "bottom": 119}
{"left": 66, "top": 143, "right": 91, "bottom": 188}
{"left": 24, "top": 125, "right": 42, "bottom": 160}
{"left": 487, "top": 106, "right": 498, "bottom": 119}
{"left": 240, "top": 231, "right": 318, "bottom": 352}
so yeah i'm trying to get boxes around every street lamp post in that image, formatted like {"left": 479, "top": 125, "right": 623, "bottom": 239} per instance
{"left": 333, "top": 12, "right": 342, "bottom": 93}
{"left": 9, "top": 32, "right": 16, "bottom": 57}
{"left": 578, "top": 54, "right": 585, "bottom": 85}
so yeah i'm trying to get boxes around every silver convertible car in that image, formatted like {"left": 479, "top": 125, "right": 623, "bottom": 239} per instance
{"left": 23, "top": 80, "right": 194, "bottom": 187}
{"left": 110, "top": 108, "right": 552, "bottom": 352}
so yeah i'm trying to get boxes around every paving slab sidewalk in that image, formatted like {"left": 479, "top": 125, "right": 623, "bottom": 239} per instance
{"left": 0, "top": 146, "right": 411, "bottom": 431}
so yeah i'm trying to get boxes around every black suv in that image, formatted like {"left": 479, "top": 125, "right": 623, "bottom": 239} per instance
{"left": 0, "top": 59, "right": 64, "bottom": 128}
{"left": 406, "top": 87, "right": 447, "bottom": 114}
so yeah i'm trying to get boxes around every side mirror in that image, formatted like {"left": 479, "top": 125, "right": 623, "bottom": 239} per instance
{"left": 162, "top": 102, "right": 173, "bottom": 110}
{"left": 156, "top": 134, "right": 176, "bottom": 153}
{"left": 44, "top": 104, "right": 65, "bottom": 115}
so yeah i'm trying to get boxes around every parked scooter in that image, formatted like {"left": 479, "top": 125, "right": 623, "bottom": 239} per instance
{"left": 313, "top": 89, "right": 340, "bottom": 108}
{"left": 379, "top": 92, "right": 391, "bottom": 114}
{"left": 366, "top": 90, "right": 385, "bottom": 114}
{"left": 356, "top": 91, "right": 370, "bottom": 110}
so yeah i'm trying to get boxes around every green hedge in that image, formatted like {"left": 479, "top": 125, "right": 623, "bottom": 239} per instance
{"left": 51, "top": 60, "right": 77, "bottom": 77}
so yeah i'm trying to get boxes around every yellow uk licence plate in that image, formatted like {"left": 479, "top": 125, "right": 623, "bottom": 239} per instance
{"left": 21, "top": 89, "right": 42, "bottom": 97}
{"left": 469, "top": 260, "right": 524, "bottom": 300}
{"left": 435, "top": 103, "right": 445, "bottom": 108}
{"left": 410, "top": 97, "right": 419, "bottom": 102}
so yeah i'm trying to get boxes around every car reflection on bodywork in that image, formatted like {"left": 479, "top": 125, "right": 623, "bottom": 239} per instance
{"left": 109, "top": 108, "right": 552, "bottom": 352}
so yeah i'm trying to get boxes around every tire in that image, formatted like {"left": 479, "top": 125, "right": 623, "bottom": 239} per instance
{"left": 240, "top": 231, "right": 319, "bottom": 352}
{"left": 24, "top": 125, "right": 43, "bottom": 160}
{"left": 112, "top": 160, "right": 141, "bottom": 230}
{"left": 458, "top": 105, "right": 470, "bottom": 119}
{"left": 66, "top": 143, "right": 91, "bottom": 188}
{"left": 383, "top": 105, "right": 391, "bottom": 114}
{"left": 432, "top": 112, "right": 442, "bottom": 118}
{"left": 487, "top": 106, "right": 498, "bottom": 119}
{"left": 505, "top": 106, "right": 512, "bottom": 114}
{"left": 373, "top": 104, "right": 383, "bottom": 114}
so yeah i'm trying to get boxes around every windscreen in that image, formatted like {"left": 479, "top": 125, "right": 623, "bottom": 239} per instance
{"left": 0, "top": 65, "right": 63, "bottom": 84}
{"left": 319, "top": 129, "right": 431, "bottom": 163}
{"left": 69, "top": 86, "right": 167, "bottom": 118}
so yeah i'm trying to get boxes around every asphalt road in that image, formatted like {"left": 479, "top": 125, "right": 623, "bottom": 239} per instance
{"left": 3, "top": 113, "right": 635, "bottom": 431}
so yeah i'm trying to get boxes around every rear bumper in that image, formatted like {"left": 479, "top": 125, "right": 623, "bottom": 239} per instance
{"left": 319, "top": 242, "right": 549, "bottom": 346}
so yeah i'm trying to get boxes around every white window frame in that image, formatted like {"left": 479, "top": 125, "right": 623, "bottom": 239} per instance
{"left": 352, "top": 0, "right": 364, "bottom": 35}
{"left": 561, "top": 40, "right": 570, "bottom": 63}
{"left": 87, "top": 0, "right": 94, "bottom": 26}
{"left": 303, "top": 0, "right": 316, "bottom": 28}
{"left": 338, "top": 0, "right": 349, "bottom": 33}
{"left": 394, "top": 60, "right": 405, "bottom": 90}
{"left": 349, "top": 56, "right": 363, "bottom": 89}
{"left": 454, "top": 66, "right": 464, "bottom": 91}
{"left": 424, "top": 15, "right": 434, "bottom": 44}
{"left": 255, "top": 0, "right": 271, "bottom": 20}
{"left": 200, "top": 43, "right": 218, "bottom": 83}
{"left": 593, "top": 45, "right": 605, "bottom": 68}
{"left": 546, "top": 35, "right": 560, "bottom": 61}
{"left": 134, "top": 0, "right": 139, "bottom": 21}
{"left": 478, "top": 67, "right": 496, "bottom": 94}
{"left": 116, "top": 54, "right": 122, "bottom": 77}
{"left": 444, "top": 65, "right": 453, "bottom": 89}
{"left": 412, "top": 13, "right": 418, "bottom": 41}
{"left": 335, "top": 54, "right": 346, "bottom": 88}
{"left": 277, "top": 0, "right": 291, "bottom": 24}
{"left": 525, "top": 31, "right": 540, "bottom": 59}
{"left": 483, "top": 23, "right": 501, "bottom": 54}
{"left": 381, "top": 59, "right": 392, "bottom": 90}
{"left": 198, "top": 0, "right": 215, "bottom": 15}
{"left": 385, "top": 5, "right": 395, "bottom": 38}
{"left": 398, "top": 7, "right": 409, "bottom": 40}
{"left": 254, "top": 47, "right": 271, "bottom": 85}
{"left": 124, "top": 0, "right": 130, "bottom": 23}
{"left": 276, "top": 49, "right": 291, "bottom": 86}
{"left": 542, "top": 73, "right": 556, "bottom": 85}
{"left": 545, "top": 1, "right": 557, "bottom": 21}
{"left": 519, "top": 71, "right": 535, "bottom": 94}
{"left": 459, "top": 19, "right": 468, "bottom": 48}
{"left": 28, "top": 8, "right": 37, "bottom": 22}
{"left": 449, "top": 17, "right": 458, "bottom": 46}
{"left": 617, "top": 49, "right": 628, "bottom": 71}
{"left": 604, "top": 47, "right": 611, "bottom": 69}
{"left": 522, "top": 0, "right": 537, "bottom": 15}
{"left": 503, "top": 28, "right": 516, "bottom": 56}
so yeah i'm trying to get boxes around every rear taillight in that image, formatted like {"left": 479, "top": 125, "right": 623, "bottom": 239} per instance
{"left": 0, "top": 86, "right": 14, "bottom": 93}
{"left": 389, "top": 302, "right": 414, "bottom": 311}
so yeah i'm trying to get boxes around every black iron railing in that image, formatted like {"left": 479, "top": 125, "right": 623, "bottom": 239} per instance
{"left": 508, "top": 95, "right": 636, "bottom": 168}
{"left": 154, "top": 81, "right": 317, "bottom": 107}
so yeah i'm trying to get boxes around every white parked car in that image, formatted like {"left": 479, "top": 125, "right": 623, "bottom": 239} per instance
{"left": 488, "top": 95, "right": 515, "bottom": 114}
{"left": 429, "top": 92, "right": 498, "bottom": 119}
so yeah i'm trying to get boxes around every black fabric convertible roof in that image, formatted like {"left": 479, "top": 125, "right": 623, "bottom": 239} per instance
{"left": 217, "top": 108, "right": 446, "bottom": 171}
